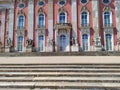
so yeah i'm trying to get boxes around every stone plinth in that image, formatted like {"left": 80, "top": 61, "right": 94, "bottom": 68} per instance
{"left": 71, "top": 45, "right": 79, "bottom": 52}
{"left": 26, "top": 47, "right": 32, "bottom": 52}
{"left": 5, "top": 47, "right": 10, "bottom": 52}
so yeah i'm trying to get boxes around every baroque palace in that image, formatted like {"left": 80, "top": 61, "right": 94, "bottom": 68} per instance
{"left": 0, "top": 0, "right": 120, "bottom": 52}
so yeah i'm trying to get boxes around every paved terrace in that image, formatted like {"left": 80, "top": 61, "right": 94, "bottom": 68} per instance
{"left": 0, "top": 56, "right": 120, "bottom": 64}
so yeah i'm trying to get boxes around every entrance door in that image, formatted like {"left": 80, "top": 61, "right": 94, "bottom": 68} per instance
{"left": 38, "top": 35, "right": 44, "bottom": 52}
{"left": 106, "top": 34, "right": 112, "bottom": 51}
{"left": 17, "top": 36, "right": 23, "bottom": 52}
{"left": 60, "top": 35, "right": 66, "bottom": 51}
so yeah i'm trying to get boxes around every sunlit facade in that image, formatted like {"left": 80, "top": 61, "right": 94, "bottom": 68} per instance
{"left": 0, "top": 0, "right": 120, "bottom": 52}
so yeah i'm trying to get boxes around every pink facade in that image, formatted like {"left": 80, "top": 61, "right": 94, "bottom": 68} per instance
{"left": 0, "top": 0, "right": 119, "bottom": 52}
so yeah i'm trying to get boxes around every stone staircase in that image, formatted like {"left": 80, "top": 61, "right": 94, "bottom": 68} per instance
{"left": 0, "top": 64, "right": 120, "bottom": 90}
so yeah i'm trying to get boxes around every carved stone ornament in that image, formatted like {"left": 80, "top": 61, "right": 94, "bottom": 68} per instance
{"left": 104, "top": 29, "right": 113, "bottom": 34}
{"left": 6, "top": 37, "right": 13, "bottom": 47}
{"left": 103, "top": 6, "right": 111, "bottom": 12}
{"left": 81, "top": 6, "right": 88, "bottom": 12}
{"left": 18, "top": 10, "right": 25, "bottom": 16}
{"left": 81, "top": 29, "right": 89, "bottom": 34}
{"left": 38, "top": 29, "right": 45, "bottom": 35}
{"left": 38, "top": 7, "right": 44, "bottom": 14}
{"left": 59, "top": 7, "right": 66, "bottom": 12}
{"left": 26, "top": 39, "right": 33, "bottom": 48}
{"left": 16, "top": 30, "right": 25, "bottom": 36}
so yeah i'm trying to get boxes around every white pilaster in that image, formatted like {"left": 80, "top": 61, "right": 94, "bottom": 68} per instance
{"left": 92, "top": 0, "right": 99, "bottom": 37}
{"left": 1, "top": 10, "right": 5, "bottom": 45}
{"left": 48, "top": 0, "right": 53, "bottom": 52}
{"left": 8, "top": 7, "right": 14, "bottom": 41}
{"left": 71, "top": 0, "right": 79, "bottom": 52}
{"left": 28, "top": 1, "right": 34, "bottom": 40}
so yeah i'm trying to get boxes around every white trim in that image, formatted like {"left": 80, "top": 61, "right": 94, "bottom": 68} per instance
{"left": 103, "top": 11, "right": 112, "bottom": 25}
{"left": 102, "top": 0, "right": 111, "bottom": 5}
{"left": 80, "top": 0, "right": 89, "bottom": 5}
{"left": 58, "top": 0, "right": 66, "bottom": 7}
{"left": 18, "top": 3, "right": 25, "bottom": 10}
{"left": 17, "top": 15, "right": 25, "bottom": 27}
{"left": 80, "top": 11, "right": 89, "bottom": 25}
{"left": 104, "top": 30, "right": 114, "bottom": 51}
{"left": 16, "top": 36, "right": 24, "bottom": 52}
{"left": 37, "top": 13, "right": 45, "bottom": 26}
{"left": 37, "top": 35, "right": 45, "bottom": 52}
{"left": 37, "top": 1, "right": 45, "bottom": 7}
{"left": 58, "top": 12, "right": 67, "bottom": 23}
{"left": 81, "top": 30, "right": 90, "bottom": 51}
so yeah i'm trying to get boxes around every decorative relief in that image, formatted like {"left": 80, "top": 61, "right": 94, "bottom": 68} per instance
{"left": 38, "top": 29, "right": 45, "bottom": 35}
{"left": 104, "top": 29, "right": 113, "bottom": 34}
{"left": 81, "top": 6, "right": 88, "bottom": 12}
{"left": 16, "top": 30, "right": 25, "bottom": 36}
{"left": 59, "top": 7, "right": 66, "bottom": 12}
{"left": 18, "top": 10, "right": 25, "bottom": 15}
{"left": 81, "top": 29, "right": 89, "bottom": 34}
{"left": 58, "top": 29, "right": 68, "bottom": 35}
{"left": 103, "top": 6, "right": 111, "bottom": 12}
{"left": 38, "top": 7, "right": 44, "bottom": 14}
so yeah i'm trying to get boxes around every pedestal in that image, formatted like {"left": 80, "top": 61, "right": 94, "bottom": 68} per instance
{"left": 26, "top": 47, "right": 32, "bottom": 52}
{"left": 5, "top": 47, "right": 10, "bottom": 52}
{"left": 71, "top": 45, "right": 79, "bottom": 52}
{"left": 95, "top": 46, "right": 102, "bottom": 51}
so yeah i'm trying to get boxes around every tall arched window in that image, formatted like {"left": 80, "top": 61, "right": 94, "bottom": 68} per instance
{"left": 60, "top": 35, "right": 66, "bottom": 51}
{"left": 104, "top": 12, "right": 111, "bottom": 26}
{"left": 82, "top": 34, "right": 88, "bottom": 51}
{"left": 17, "top": 36, "right": 23, "bottom": 52}
{"left": 38, "top": 14, "right": 45, "bottom": 27}
{"left": 106, "top": 34, "right": 112, "bottom": 51}
{"left": 81, "top": 12, "right": 88, "bottom": 26}
{"left": 38, "top": 35, "right": 44, "bottom": 52}
{"left": 59, "top": 12, "right": 66, "bottom": 23}
{"left": 18, "top": 15, "right": 24, "bottom": 29}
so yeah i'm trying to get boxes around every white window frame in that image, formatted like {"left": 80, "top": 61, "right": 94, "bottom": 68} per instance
{"left": 58, "top": 12, "right": 67, "bottom": 23}
{"left": 80, "top": 11, "right": 89, "bottom": 26}
{"left": 38, "top": 13, "right": 45, "bottom": 27}
{"left": 59, "top": 34, "right": 67, "bottom": 51}
{"left": 17, "top": 15, "right": 25, "bottom": 28}
{"left": 103, "top": 11, "right": 112, "bottom": 26}
{"left": 38, "top": 35, "right": 45, "bottom": 52}
{"left": 17, "top": 36, "right": 24, "bottom": 52}
{"left": 81, "top": 31, "right": 90, "bottom": 51}
{"left": 104, "top": 31, "right": 114, "bottom": 51}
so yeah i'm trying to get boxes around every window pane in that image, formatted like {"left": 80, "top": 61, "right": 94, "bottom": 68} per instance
{"left": 39, "top": 14, "right": 44, "bottom": 26}
{"left": 82, "top": 34, "right": 88, "bottom": 51}
{"left": 106, "top": 34, "right": 112, "bottom": 51}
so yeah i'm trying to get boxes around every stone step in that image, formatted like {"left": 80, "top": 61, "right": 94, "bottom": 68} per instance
{"left": 0, "top": 66, "right": 120, "bottom": 69}
{"left": 0, "top": 68, "right": 120, "bottom": 73}
{"left": 0, "top": 72, "right": 120, "bottom": 77}
{"left": 0, "top": 82, "right": 119, "bottom": 89}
